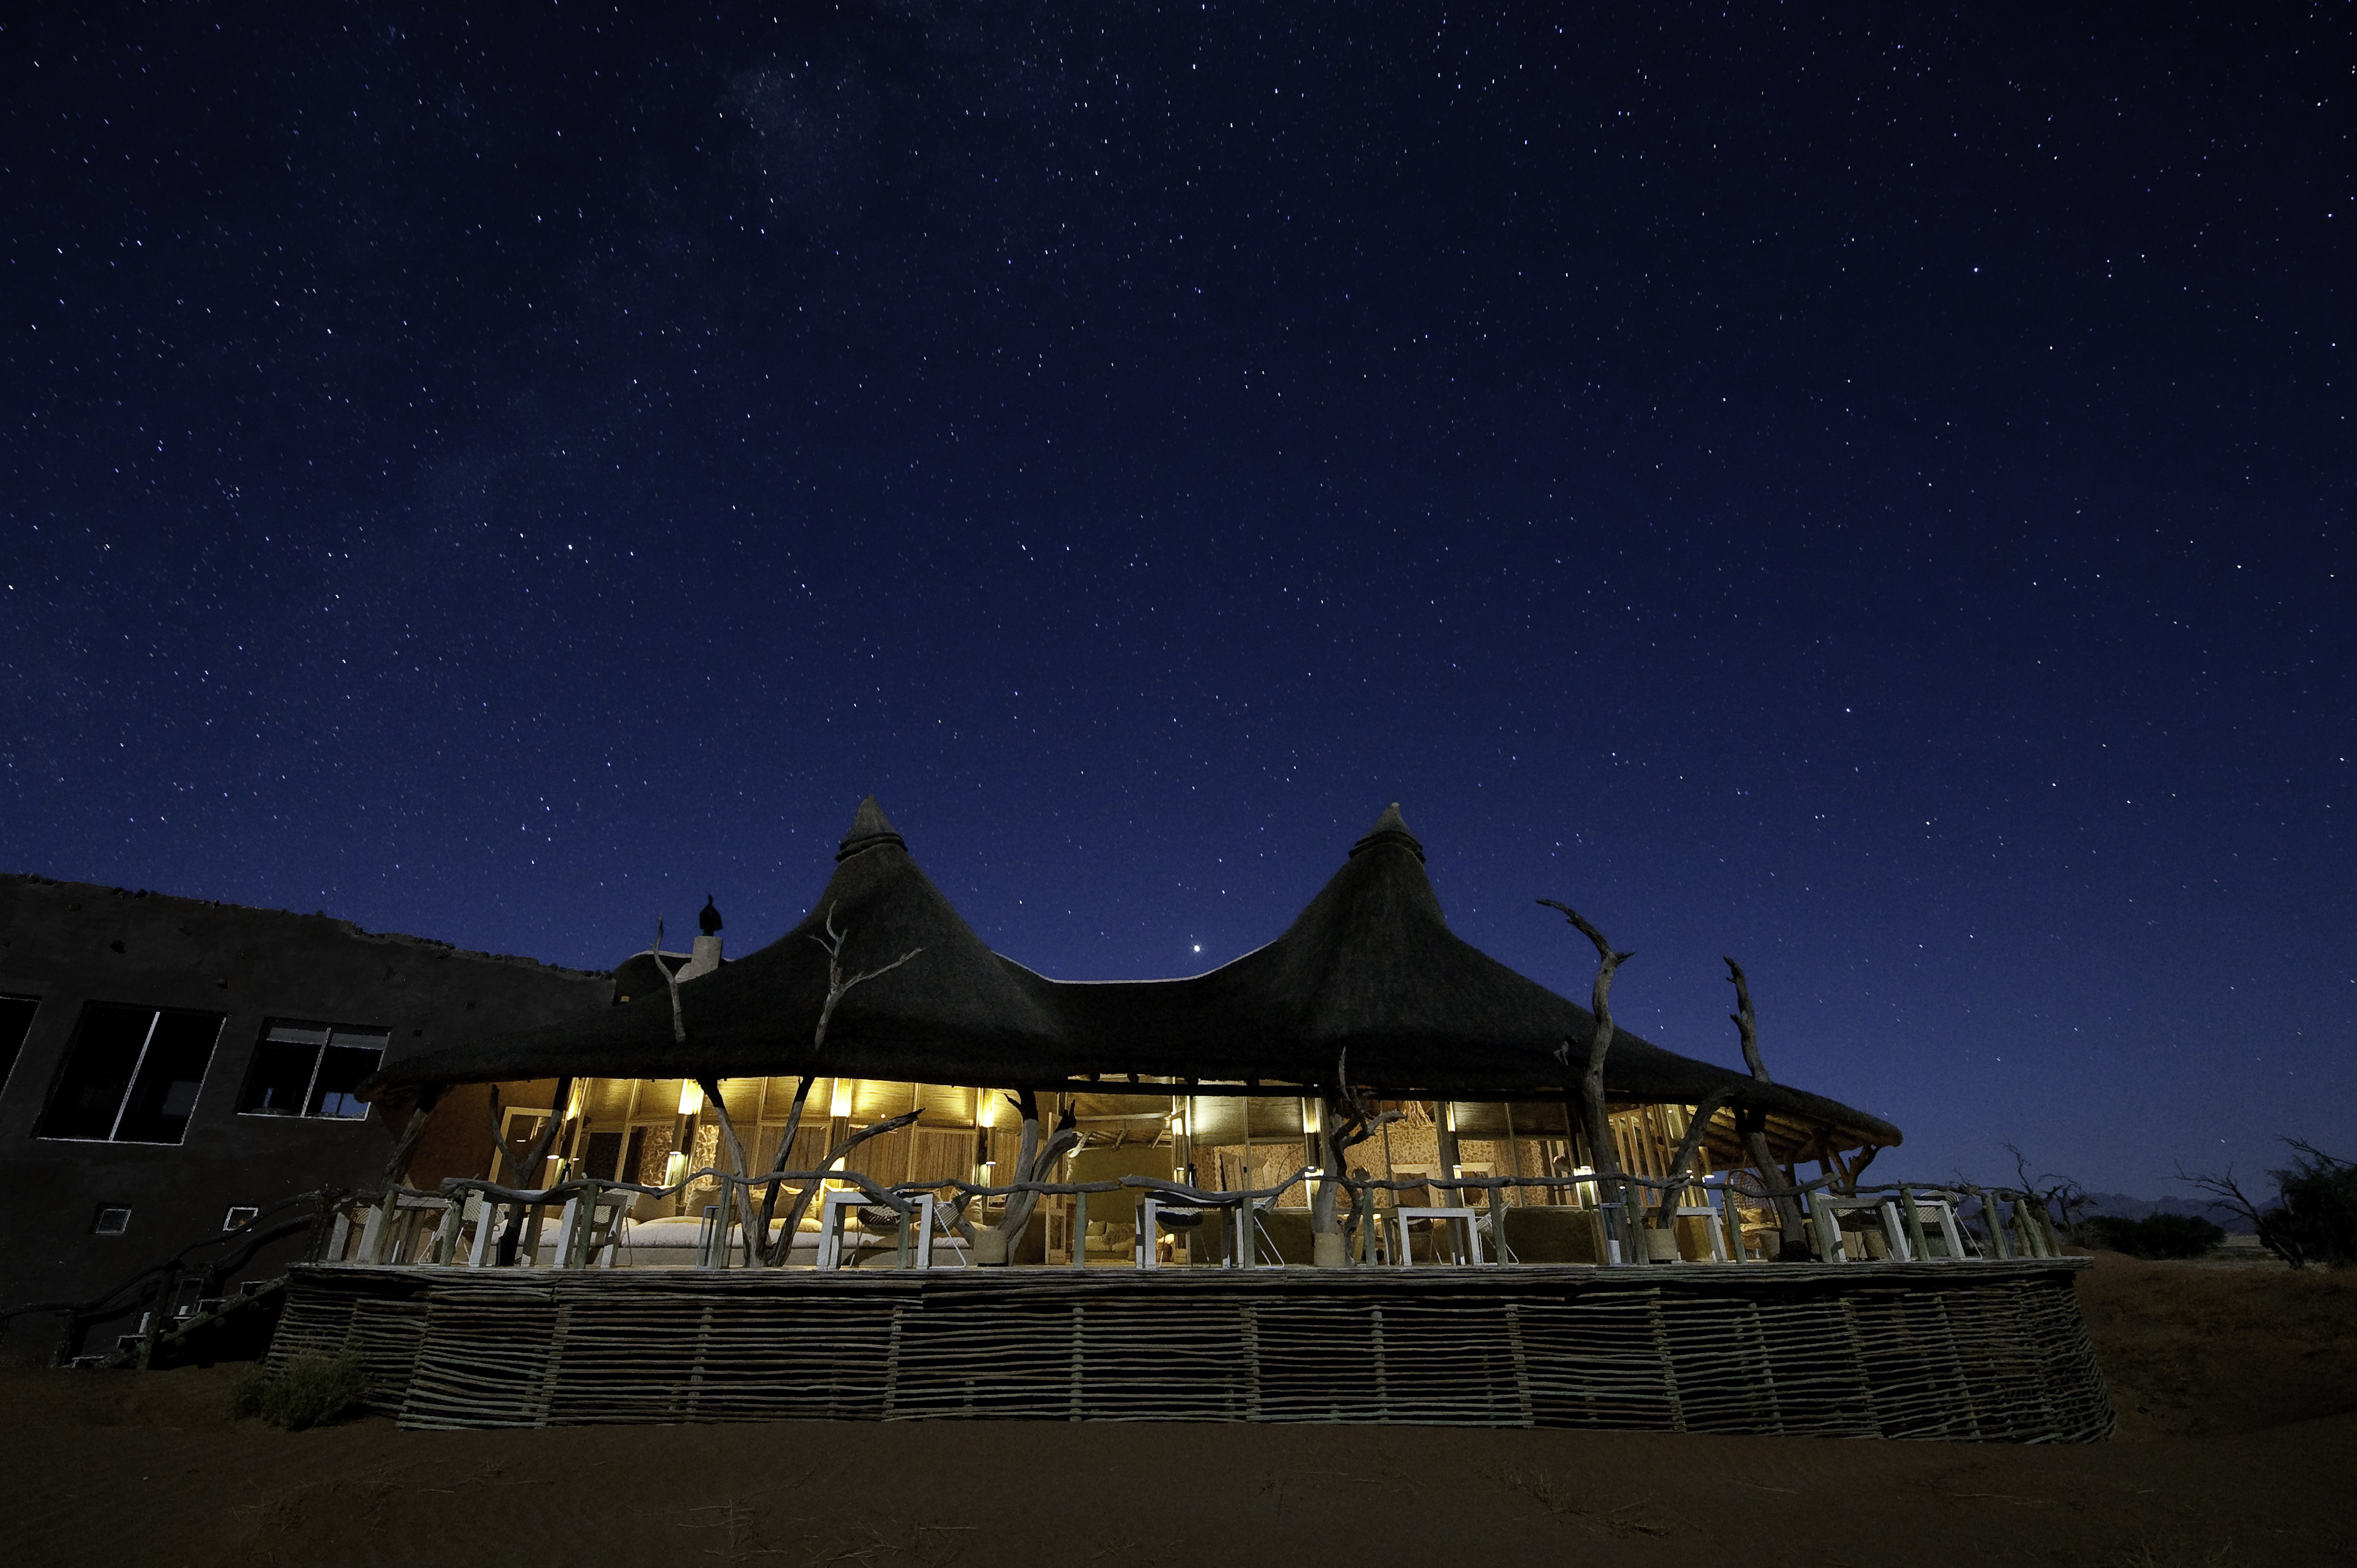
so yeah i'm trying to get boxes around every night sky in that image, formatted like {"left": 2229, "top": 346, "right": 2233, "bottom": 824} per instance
{"left": 5, "top": 4, "right": 2350, "bottom": 1196}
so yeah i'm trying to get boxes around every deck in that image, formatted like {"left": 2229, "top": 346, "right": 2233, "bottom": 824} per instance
{"left": 272, "top": 1257, "right": 2113, "bottom": 1440}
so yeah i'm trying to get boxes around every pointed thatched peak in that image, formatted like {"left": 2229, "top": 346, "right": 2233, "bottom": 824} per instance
{"left": 836, "top": 795, "right": 908, "bottom": 862}
{"left": 1349, "top": 801, "right": 1426, "bottom": 863}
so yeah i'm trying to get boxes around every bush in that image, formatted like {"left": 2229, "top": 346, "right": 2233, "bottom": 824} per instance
{"left": 229, "top": 1350, "right": 372, "bottom": 1430}
{"left": 2080, "top": 1213, "right": 2225, "bottom": 1260}
{"left": 2265, "top": 1146, "right": 2357, "bottom": 1267}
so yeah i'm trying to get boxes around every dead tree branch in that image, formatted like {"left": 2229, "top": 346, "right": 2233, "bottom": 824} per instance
{"left": 1650, "top": 1086, "right": 1737, "bottom": 1226}
{"left": 1313, "top": 1048, "right": 1404, "bottom": 1237}
{"left": 1725, "top": 957, "right": 1807, "bottom": 1247}
{"left": 2004, "top": 1140, "right": 2088, "bottom": 1241}
{"left": 740, "top": 907, "right": 920, "bottom": 1266}
{"left": 758, "top": 1108, "right": 924, "bottom": 1263}
{"left": 493, "top": 1075, "right": 574, "bottom": 1265}
{"left": 1541, "top": 899, "right": 1638, "bottom": 1231}
{"left": 809, "top": 902, "right": 922, "bottom": 1053}
{"left": 2175, "top": 1159, "right": 2299, "bottom": 1268}
{"left": 990, "top": 1090, "right": 1078, "bottom": 1247}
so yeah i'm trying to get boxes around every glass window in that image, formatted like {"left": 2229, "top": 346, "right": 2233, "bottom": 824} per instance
{"left": 0, "top": 994, "right": 38, "bottom": 1096}
{"left": 37, "top": 1003, "right": 223, "bottom": 1144}
{"left": 114, "top": 1012, "right": 225, "bottom": 1144}
{"left": 583, "top": 1129, "right": 625, "bottom": 1182}
{"left": 237, "top": 1023, "right": 388, "bottom": 1121}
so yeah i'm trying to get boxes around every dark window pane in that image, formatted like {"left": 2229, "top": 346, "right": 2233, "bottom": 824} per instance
{"left": 240, "top": 1038, "right": 320, "bottom": 1115}
{"left": 38, "top": 1004, "right": 153, "bottom": 1140}
{"left": 114, "top": 1011, "right": 223, "bottom": 1144}
{"left": 306, "top": 1044, "right": 380, "bottom": 1120}
{"left": 583, "top": 1129, "right": 625, "bottom": 1181}
{"left": 0, "top": 994, "right": 38, "bottom": 1094}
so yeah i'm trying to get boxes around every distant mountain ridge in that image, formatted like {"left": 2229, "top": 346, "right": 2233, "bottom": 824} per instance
{"left": 2077, "top": 1192, "right": 2256, "bottom": 1235}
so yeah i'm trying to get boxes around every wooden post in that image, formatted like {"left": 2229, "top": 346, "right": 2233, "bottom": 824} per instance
{"left": 1809, "top": 1192, "right": 1841, "bottom": 1261}
{"left": 382, "top": 1083, "right": 444, "bottom": 1188}
{"left": 554, "top": 1195, "right": 585, "bottom": 1268}
{"left": 1977, "top": 1188, "right": 2011, "bottom": 1260}
{"left": 436, "top": 1193, "right": 473, "bottom": 1265}
{"left": 1900, "top": 1184, "right": 1932, "bottom": 1261}
{"left": 1070, "top": 1190, "right": 1088, "bottom": 1270}
{"left": 359, "top": 1188, "right": 399, "bottom": 1263}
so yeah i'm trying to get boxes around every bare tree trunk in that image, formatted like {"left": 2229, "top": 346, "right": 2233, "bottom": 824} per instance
{"left": 750, "top": 1075, "right": 820, "bottom": 1267}
{"left": 732, "top": 906, "right": 919, "bottom": 1266}
{"left": 764, "top": 1108, "right": 923, "bottom": 1260}
{"left": 1312, "top": 1050, "right": 1402, "bottom": 1238}
{"left": 994, "top": 1090, "right": 1077, "bottom": 1247}
{"left": 496, "top": 1076, "right": 574, "bottom": 1265}
{"left": 1650, "top": 1087, "right": 1736, "bottom": 1227}
{"left": 696, "top": 1076, "right": 754, "bottom": 1263}
{"left": 380, "top": 1083, "right": 444, "bottom": 1187}
{"left": 1725, "top": 958, "right": 1808, "bottom": 1249}
{"left": 1541, "top": 900, "right": 1640, "bottom": 1247}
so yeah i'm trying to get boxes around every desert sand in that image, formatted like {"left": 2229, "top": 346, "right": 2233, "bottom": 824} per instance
{"left": 3, "top": 1251, "right": 2351, "bottom": 1567}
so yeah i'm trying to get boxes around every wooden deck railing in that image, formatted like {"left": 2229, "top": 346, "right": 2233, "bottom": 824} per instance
{"left": 317, "top": 1163, "right": 2072, "bottom": 1273}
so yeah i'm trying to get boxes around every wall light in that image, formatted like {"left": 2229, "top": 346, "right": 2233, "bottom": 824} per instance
{"left": 828, "top": 1078, "right": 853, "bottom": 1118}
{"left": 663, "top": 1151, "right": 688, "bottom": 1187}
{"left": 676, "top": 1081, "right": 704, "bottom": 1117}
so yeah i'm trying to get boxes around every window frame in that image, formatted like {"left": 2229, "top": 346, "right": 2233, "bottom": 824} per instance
{"left": 35, "top": 1003, "right": 225, "bottom": 1146}
{"left": 235, "top": 1020, "right": 390, "bottom": 1123}
{"left": 0, "top": 992, "right": 39, "bottom": 1102}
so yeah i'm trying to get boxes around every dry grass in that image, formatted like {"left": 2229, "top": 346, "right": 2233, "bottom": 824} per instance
{"left": 2075, "top": 1250, "right": 2357, "bottom": 1436}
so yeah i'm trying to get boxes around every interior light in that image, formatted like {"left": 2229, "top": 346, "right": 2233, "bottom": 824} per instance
{"left": 676, "top": 1081, "right": 703, "bottom": 1117}
{"left": 975, "top": 1089, "right": 996, "bottom": 1128}
{"left": 828, "top": 1079, "right": 853, "bottom": 1118}
{"left": 663, "top": 1151, "right": 688, "bottom": 1186}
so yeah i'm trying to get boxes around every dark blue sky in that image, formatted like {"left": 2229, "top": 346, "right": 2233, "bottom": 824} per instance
{"left": 4, "top": 3, "right": 2350, "bottom": 1194}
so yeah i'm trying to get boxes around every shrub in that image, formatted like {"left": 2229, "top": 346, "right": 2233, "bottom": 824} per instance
{"left": 2080, "top": 1213, "right": 2225, "bottom": 1260}
{"left": 228, "top": 1350, "right": 372, "bottom": 1430}
{"left": 2265, "top": 1145, "right": 2357, "bottom": 1267}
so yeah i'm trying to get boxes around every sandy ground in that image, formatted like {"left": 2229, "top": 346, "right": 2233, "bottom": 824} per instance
{"left": 3, "top": 1252, "right": 2352, "bottom": 1568}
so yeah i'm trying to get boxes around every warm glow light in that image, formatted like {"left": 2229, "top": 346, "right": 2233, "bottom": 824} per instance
{"left": 663, "top": 1151, "right": 688, "bottom": 1186}
{"left": 828, "top": 1078, "right": 853, "bottom": 1118}
{"left": 676, "top": 1081, "right": 703, "bottom": 1117}
{"left": 975, "top": 1090, "right": 996, "bottom": 1129}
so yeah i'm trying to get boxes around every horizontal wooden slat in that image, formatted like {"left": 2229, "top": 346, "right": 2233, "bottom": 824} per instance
{"left": 275, "top": 1260, "right": 2112, "bottom": 1441}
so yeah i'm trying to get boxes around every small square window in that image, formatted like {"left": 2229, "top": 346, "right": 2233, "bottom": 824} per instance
{"left": 92, "top": 1205, "right": 132, "bottom": 1236}
{"left": 238, "top": 1023, "right": 389, "bottom": 1121}
{"left": 222, "top": 1205, "right": 260, "bottom": 1231}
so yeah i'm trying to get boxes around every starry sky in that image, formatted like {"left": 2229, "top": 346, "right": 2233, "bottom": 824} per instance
{"left": 4, "top": 3, "right": 2350, "bottom": 1195}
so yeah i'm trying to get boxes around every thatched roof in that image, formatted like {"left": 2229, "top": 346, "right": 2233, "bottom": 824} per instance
{"left": 365, "top": 800, "right": 1900, "bottom": 1149}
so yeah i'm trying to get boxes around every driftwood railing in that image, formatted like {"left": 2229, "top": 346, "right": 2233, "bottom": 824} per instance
{"left": 317, "top": 1160, "right": 2075, "bottom": 1273}
{"left": 2, "top": 1188, "right": 338, "bottom": 1365}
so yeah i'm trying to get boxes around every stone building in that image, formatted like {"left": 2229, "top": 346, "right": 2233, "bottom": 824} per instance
{"left": 0, "top": 873, "right": 611, "bottom": 1360}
